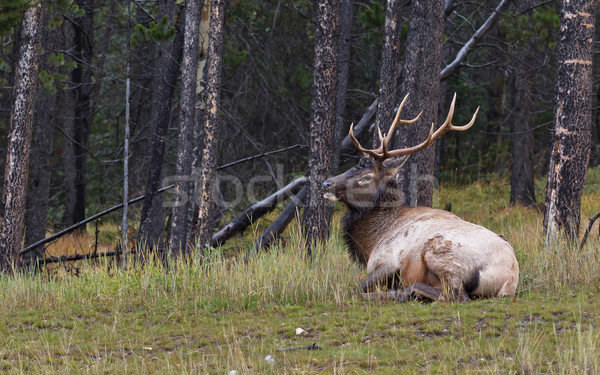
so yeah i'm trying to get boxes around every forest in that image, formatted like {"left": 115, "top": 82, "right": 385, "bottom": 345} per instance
{"left": 0, "top": 0, "right": 598, "bottom": 265}
{"left": 1, "top": 0, "right": 600, "bottom": 372}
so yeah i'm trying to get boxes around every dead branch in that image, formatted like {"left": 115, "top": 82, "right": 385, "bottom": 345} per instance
{"left": 20, "top": 249, "right": 135, "bottom": 267}
{"left": 20, "top": 146, "right": 306, "bottom": 257}
{"left": 580, "top": 210, "right": 600, "bottom": 249}
{"left": 340, "top": 99, "right": 378, "bottom": 155}
{"left": 276, "top": 342, "right": 322, "bottom": 351}
{"left": 19, "top": 185, "right": 174, "bottom": 256}
{"left": 246, "top": 186, "right": 307, "bottom": 259}
{"left": 211, "top": 177, "right": 307, "bottom": 247}
{"left": 440, "top": 0, "right": 512, "bottom": 79}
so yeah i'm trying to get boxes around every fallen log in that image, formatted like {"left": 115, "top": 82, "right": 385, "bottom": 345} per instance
{"left": 20, "top": 145, "right": 307, "bottom": 257}
{"left": 210, "top": 176, "right": 307, "bottom": 247}
{"left": 246, "top": 186, "right": 307, "bottom": 259}
{"left": 20, "top": 249, "right": 135, "bottom": 267}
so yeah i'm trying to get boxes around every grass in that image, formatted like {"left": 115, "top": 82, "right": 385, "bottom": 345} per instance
{"left": 1, "top": 168, "right": 600, "bottom": 374}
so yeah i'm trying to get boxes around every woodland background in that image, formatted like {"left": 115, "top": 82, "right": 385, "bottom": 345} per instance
{"left": 0, "top": 0, "right": 599, "bottom": 266}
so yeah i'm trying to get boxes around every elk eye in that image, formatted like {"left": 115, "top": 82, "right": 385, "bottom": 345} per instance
{"left": 358, "top": 175, "right": 372, "bottom": 185}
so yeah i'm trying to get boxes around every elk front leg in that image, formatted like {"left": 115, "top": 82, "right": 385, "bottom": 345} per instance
{"left": 355, "top": 267, "right": 400, "bottom": 299}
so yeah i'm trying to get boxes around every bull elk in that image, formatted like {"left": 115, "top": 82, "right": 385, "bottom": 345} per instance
{"left": 323, "top": 94, "right": 519, "bottom": 302}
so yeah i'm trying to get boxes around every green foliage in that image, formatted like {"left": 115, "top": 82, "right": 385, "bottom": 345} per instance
{"left": 131, "top": 15, "right": 176, "bottom": 49}
{"left": 357, "top": 1, "right": 385, "bottom": 43}
{"left": 0, "top": 0, "right": 29, "bottom": 37}
{"left": 503, "top": 7, "right": 560, "bottom": 52}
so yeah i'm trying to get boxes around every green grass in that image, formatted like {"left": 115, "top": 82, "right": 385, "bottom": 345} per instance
{"left": 1, "top": 168, "right": 600, "bottom": 374}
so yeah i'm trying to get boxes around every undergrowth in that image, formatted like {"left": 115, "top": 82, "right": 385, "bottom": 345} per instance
{"left": 0, "top": 168, "right": 599, "bottom": 373}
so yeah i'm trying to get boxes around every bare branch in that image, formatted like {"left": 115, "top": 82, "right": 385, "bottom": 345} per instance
{"left": 440, "top": 0, "right": 513, "bottom": 79}
{"left": 580, "top": 211, "right": 600, "bottom": 250}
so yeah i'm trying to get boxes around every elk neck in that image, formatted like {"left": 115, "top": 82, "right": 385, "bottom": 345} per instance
{"left": 341, "top": 179, "right": 407, "bottom": 265}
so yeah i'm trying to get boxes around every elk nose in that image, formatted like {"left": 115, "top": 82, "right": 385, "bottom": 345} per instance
{"left": 322, "top": 179, "right": 334, "bottom": 190}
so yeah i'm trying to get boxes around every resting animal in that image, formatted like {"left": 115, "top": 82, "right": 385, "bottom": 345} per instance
{"left": 323, "top": 94, "right": 519, "bottom": 302}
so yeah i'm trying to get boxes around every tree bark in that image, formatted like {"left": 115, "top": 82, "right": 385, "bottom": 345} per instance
{"left": 0, "top": 2, "right": 43, "bottom": 273}
{"left": 333, "top": 0, "right": 353, "bottom": 169}
{"left": 373, "top": 0, "right": 401, "bottom": 149}
{"left": 544, "top": 0, "right": 595, "bottom": 242}
{"left": 137, "top": 2, "right": 183, "bottom": 251}
{"left": 24, "top": 22, "right": 58, "bottom": 260}
{"left": 193, "top": 0, "right": 227, "bottom": 250}
{"left": 301, "top": 0, "right": 340, "bottom": 254}
{"left": 169, "top": 0, "right": 203, "bottom": 255}
{"left": 393, "top": 0, "right": 444, "bottom": 207}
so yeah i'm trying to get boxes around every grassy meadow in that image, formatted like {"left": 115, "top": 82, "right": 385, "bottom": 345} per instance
{"left": 1, "top": 168, "right": 600, "bottom": 374}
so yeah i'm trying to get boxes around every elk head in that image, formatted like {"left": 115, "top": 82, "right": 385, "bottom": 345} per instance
{"left": 323, "top": 93, "right": 479, "bottom": 209}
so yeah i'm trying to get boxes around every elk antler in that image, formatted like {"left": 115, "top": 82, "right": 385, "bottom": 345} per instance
{"left": 349, "top": 93, "right": 479, "bottom": 161}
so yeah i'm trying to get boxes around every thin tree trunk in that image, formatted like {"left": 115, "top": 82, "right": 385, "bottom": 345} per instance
{"left": 544, "top": 0, "right": 595, "bottom": 242}
{"left": 0, "top": 2, "right": 44, "bottom": 273}
{"left": 393, "top": 0, "right": 444, "bottom": 207}
{"left": 137, "top": 3, "right": 183, "bottom": 251}
{"left": 63, "top": 0, "right": 95, "bottom": 226}
{"left": 194, "top": 0, "right": 228, "bottom": 249}
{"left": 302, "top": 0, "right": 340, "bottom": 254}
{"left": 169, "top": 0, "right": 203, "bottom": 255}
{"left": 509, "top": 53, "right": 536, "bottom": 206}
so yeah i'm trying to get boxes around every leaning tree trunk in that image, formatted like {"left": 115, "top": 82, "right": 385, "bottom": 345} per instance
{"left": 544, "top": 0, "right": 596, "bottom": 242}
{"left": 0, "top": 3, "right": 43, "bottom": 273}
{"left": 169, "top": 0, "right": 202, "bottom": 255}
{"left": 194, "top": 0, "right": 228, "bottom": 250}
{"left": 301, "top": 0, "right": 340, "bottom": 254}
{"left": 393, "top": 0, "right": 444, "bottom": 207}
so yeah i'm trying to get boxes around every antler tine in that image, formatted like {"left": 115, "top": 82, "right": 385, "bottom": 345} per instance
{"left": 383, "top": 93, "right": 423, "bottom": 150}
{"left": 349, "top": 123, "right": 384, "bottom": 159}
{"left": 383, "top": 92, "right": 478, "bottom": 159}
{"left": 384, "top": 123, "right": 435, "bottom": 158}
{"left": 347, "top": 92, "right": 477, "bottom": 161}
{"left": 431, "top": 92, "right": 479, "bottom": 140}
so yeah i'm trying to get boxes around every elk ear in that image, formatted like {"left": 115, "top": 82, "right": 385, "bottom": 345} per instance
{"left": 384, "top": 155, "right": 411, "bottom": 177}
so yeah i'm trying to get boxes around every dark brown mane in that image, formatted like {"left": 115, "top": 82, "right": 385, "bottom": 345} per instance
{"left": 342, "top": 180, "right": 405, "bottom": 265}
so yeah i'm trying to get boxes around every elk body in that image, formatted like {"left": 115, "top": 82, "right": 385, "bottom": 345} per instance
{"left": 324, "top": 94, "right": 519, "bottom": 302}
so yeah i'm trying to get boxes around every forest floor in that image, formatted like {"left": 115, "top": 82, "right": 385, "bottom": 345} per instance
{"left": 1, "top": 168, "right": 599, "bottom": 374}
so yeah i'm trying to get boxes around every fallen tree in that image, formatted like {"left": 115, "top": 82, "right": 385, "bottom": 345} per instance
{"left": 210, "top": 176, "right": 307, "bottom": 247}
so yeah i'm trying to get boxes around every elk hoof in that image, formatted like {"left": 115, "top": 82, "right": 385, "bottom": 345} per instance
{"left": 397, "top": 283, "right": 441, "bottom": 302}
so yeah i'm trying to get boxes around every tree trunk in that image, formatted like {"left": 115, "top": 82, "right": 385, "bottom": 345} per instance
{"left": 333, "top": 0, "right": 353, "bottom": 169}
{"left": 301, "top": 0, "right": 340, "bottom": 254}
{"left": 0, "top": 3, "right": 43, "bottom": 273}
{"left": 544, "top": 0, "right": 595, "bottom": 242}
{"left": 24, "top": 23, "right": 58, "bottom": 260}
{"left": 169, "top": 0, "right": 203, "bottom": 255}
{"left": 63, "top": 0, "right": 94, "bottom": 226}
{"left": 393, "top": 0, "right": 444, "bottom": 207}
{"left": 137, "top": 2, "right": 183, "bottom": 251}
{"left": 373, "top": 0, "right": 401, "bottom": 149}
{"left": 193, "top": 0, "right": 227, "bottom": 250}
{"left": 509, "top": 19, "right": 536, "bottom": 207}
